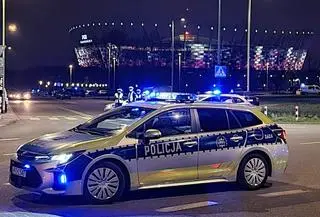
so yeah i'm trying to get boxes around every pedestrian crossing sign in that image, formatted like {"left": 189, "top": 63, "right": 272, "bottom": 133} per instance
{"left": 215, "top": 65, "right": 227, "bottom": 78}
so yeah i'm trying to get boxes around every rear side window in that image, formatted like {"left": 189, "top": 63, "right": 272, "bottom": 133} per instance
{"left": 232, "top": 110, "right": 263, "bottom": 128}
{"left": 203, "top": 96, "right": 220, "bottom": 102}
{"left": 197, "top": 108, "right": 229, "bottom": 132}
{"left": 227, "top": 111, "right": 241, "bottom": 129}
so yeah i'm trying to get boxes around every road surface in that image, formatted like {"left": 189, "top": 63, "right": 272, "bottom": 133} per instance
{"left": 0, "top": 99, "right": 320, "bottom": 217}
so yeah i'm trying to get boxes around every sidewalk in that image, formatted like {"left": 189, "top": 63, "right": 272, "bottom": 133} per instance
{"left": 0, "top": 105, "right": 19, "bottom": 127}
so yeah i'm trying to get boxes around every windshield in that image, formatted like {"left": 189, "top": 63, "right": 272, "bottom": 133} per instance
{"left": 75, "top": 106, "right": 155, "bottom": 136}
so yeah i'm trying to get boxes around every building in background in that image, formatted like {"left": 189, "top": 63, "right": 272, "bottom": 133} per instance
{"left": 68, "top": 21, "right": 313, "bottom": 92}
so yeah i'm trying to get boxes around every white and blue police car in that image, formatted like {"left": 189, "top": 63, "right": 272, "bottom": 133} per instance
{"left": 10, "top": 101, "right": 288, "bottom": 203}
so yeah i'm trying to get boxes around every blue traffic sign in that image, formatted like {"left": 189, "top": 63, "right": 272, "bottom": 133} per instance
{"left": 215, "top": 65, "right": 227, "bottom": 78}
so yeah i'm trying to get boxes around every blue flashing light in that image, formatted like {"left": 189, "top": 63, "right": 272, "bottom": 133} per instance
{"left": 213, "top": 89, "right": 221, "bottom": 95}
{"left": 59, "top": 173, "right": 67, "bottom": 184}
{"left": 143, "top": 90, "right": 150, "bottom": 96}
{"left": 24, "top": 164, "right": 31, "bottom": 169}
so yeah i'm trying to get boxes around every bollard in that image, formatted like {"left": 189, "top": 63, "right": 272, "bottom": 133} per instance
{"left": 264, "top": 106, "right": 268, "bottom": 116}
{"left": 295, "top": 106, "right": 299, "bottom": 121}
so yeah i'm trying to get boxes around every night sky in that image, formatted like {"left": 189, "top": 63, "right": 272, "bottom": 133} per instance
{"left": 5, "top": 0, "right": 320, "bottom": 71}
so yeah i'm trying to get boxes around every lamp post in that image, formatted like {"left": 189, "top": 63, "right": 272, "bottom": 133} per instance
{"left": 1, "top": 0, "right": 6, "bottom": 113}
{"left": 178, "top": 53, "right": 182, "bottom": 91}
{"left": 68, "top": 64, "right": 73, "bottom": 84}
{"left": 171, "top": 18, "right": 185, "bottom": 92}
{"left": 171, "top": 20, "right": 175, "bottom": 92}
{"left": 113, "top": 57, "right": 116, "bottom": 91}
{"left": 217, "top": 0, "right": 222, "bottom": 65}
{"left": 106, "top": 44, "right": 111, "bottom": 87}
{"left": 246, "top": 0, "right": 252, "bottom": 92}
{"left": 266, "top": 62, "right": 269, "bottom": 91}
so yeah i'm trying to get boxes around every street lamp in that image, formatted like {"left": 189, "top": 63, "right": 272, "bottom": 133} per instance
{"left": 171, "top": 18, "right": 186, "bottom": 92}
{"left": 113, "top": 57, "right": 116, "bottom": 90}
{"left": 246, "top": 0, "right": 252, "bottom": 92}
{"left": 266, "top": 62, "right": 269, "bottom": 91}
{"left": 178, "top": 53, "right": 182, "bottom": 91}
{"left": 106, "top": 44, "right": 111, "bottom": 87}
{"left": 68, "top": 64, "right": 73, "bottom": 84}
{"left": 217, "top": 0, "right": 222, "bottom": 65}
{"left": 1, "top": 0, "right": 6, "bottom": 113}
{"left": 8, "top": 23, "right": 17, "bottom": 32}
{"left": 39, "top": 80, "right": 43, "bottom": 86}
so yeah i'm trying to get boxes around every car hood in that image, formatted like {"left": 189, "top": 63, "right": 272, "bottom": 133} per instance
{"left": 19, "top": 131, "right": 111, "bottom": 155}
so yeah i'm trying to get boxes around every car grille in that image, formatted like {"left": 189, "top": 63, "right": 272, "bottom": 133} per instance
{"left": 10, "top": 160, "right": 42, "bottom": 188}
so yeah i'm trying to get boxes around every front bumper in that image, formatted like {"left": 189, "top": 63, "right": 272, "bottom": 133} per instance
{"left": 9, "top": 156, "right": 82, "bottom": 196}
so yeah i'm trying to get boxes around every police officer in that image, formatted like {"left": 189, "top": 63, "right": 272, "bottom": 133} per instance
{"left": 114, "top": 88, "right": 124, "bottom": 107}
{"left": 136, "top": 89, "right": 142, "bottom": 101}
{"left": 127, "top": 86, "right": 136, "bottom": 103}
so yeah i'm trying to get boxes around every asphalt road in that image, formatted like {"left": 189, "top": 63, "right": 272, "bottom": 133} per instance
{"left": 1, "top": 99, "right": 320, "bottom": 217}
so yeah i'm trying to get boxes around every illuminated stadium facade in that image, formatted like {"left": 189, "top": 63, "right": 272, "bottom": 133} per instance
{"left": 68, "top": 21, "right": 314, "bottom": 91}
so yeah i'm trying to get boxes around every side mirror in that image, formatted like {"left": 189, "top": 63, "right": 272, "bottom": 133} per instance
{"left": 144, "top": 129, "right": 162, "bottom": 140}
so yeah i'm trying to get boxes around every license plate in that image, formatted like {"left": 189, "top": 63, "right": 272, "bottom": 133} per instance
{"left": 11, "top": 166, "right": 26, "bottom": 178}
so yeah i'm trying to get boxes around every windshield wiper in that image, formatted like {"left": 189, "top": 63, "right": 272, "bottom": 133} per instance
{"left": 70, "top": 127, "right": 91, "bottom": 135}
{"left": 84, "top": 129, "right": 106, "bottom": 136}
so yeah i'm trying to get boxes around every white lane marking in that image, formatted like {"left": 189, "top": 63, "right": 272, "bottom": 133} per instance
{"left": 0, "top": 138, "right": 20, "bottom": 142}
{"left": 65, "top": 117, "right": 78, "bottom": 121}
{"left": 300, "top": 141, "right": 320, "bottom": 145}
{"left": 29, "top": 117, "right": 40, "bottom": 121}
{"left": 0, "top": 212, "right": 62, "bottom": 217}
{"left": 58, "top": 107, "right": 92, "bottom": 118}
{"left": 49, "top": 117, "right": 59, "bottom": 120}
{"left": 3, "top": 153, "right": 16, "bottom": 156}
{"left": 3, "top": 182, "right": 10, "bottom": 185}
{"left": 258, "top": 189, "right": 309, "bottom": 198}
{"left": 156, "top": 201, "right": 218, "bottom": 213}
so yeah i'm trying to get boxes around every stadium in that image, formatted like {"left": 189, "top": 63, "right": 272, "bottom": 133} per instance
{"left": 68, "top": 21, "right": 314, "bottom": 92}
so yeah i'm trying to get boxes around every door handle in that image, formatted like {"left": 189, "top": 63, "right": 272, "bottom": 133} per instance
{"left": 230, "top": 136, "right": 244, "bottom": 142}
{"left": 183, "top": 141, "right": 198, "bottom": 147}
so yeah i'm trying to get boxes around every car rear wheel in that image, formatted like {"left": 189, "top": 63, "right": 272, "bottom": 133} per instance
{"left": 84, "top": 161, "right": 126, "bottom": 204}
{"left": 238, "top": 153, "right": 268, "bottom": 190}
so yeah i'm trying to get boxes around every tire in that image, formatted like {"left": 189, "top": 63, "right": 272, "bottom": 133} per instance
{"left": 84, "top": 161, "right": 126, "bottom": 204}
{"left": 237, "top": 153, "right": 269, "bottom": 190}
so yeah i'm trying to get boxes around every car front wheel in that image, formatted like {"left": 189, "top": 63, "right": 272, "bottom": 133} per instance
{"left": 238, "top": 154, "right": 268, "bottom": 190}
{"left": 84, "top": 161, "right": 126, "bottom": 204}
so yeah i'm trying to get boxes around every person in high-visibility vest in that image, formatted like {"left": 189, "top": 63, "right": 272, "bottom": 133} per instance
{"left": 136, "top": 89, "right": 142, "bottom": 101}
{"left": 114, "top": 88, "right": 124, "bottom": 107}
{"left": 127, "top": 86, "right": 137, "bottom": 103}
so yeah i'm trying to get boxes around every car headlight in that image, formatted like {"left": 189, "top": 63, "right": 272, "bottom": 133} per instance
{"left": 23, "top": 93, "right": 31, "bottom": 100}
{"left": 15, "top": 94, "right": 21, "bottom": 99}
{"left": 51, "top": 153, "right": 73, "bottom": 164}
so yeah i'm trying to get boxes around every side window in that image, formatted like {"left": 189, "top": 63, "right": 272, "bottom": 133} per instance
{"left": 197, "top": 108, "right": 229, "bottom": 132}
{"left": 144, "top": 109, "right": 192, "bottom": 137}
{"left": 227, "top": 110, "right": 241, "bottom": 129}
{"left": 232, "top": 110, "right": 263, "bottom": 128}
{"left": 204, "top": 97, "right": 218, "bottom": 102}
{"left": 232, "top": 97, "right": 244, "bottom": 103}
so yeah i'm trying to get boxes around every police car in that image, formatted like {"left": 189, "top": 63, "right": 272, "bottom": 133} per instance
{"left": 10, "top": 101, "right": 288, "bottom": 203}
{"left": 198, "top": 93, "right": 252, "bottom": 105}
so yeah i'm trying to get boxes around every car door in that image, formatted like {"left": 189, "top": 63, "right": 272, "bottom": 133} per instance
{"left": 196, "top": 108, "right": 247, "bottom": 180}
{"left": 135, "top": 108, "right": 199, "bottom": 187}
